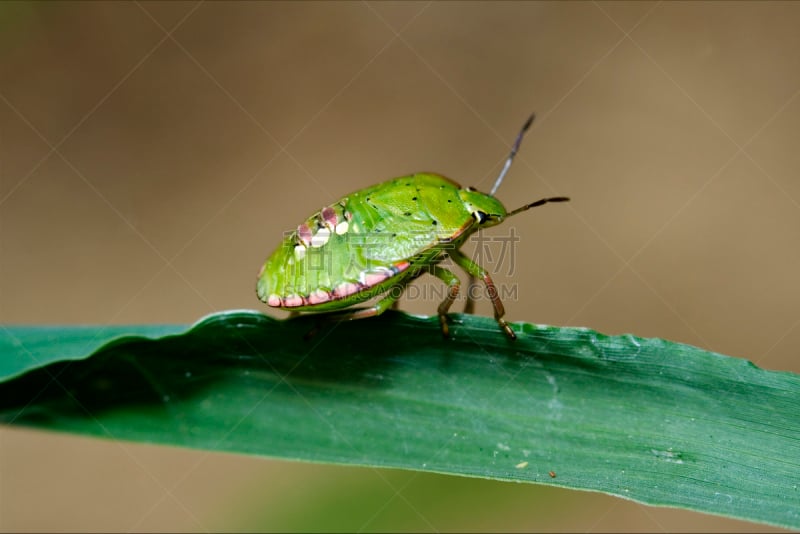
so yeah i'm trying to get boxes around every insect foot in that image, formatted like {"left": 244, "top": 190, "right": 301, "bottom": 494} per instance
{"left": 497, "top": 318, "right": 517, "bottom": 341}
{"left": 438, "top": 313, "right": 451, "bottom": 339}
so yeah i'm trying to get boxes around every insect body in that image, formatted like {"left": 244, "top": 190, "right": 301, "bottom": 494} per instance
{"left": 256, "top": 114, "right": 568, "bottom": 340}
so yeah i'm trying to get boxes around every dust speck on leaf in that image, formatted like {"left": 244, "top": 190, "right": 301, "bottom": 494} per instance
{"left": 651, "top": 448, "right": 684, "bottom": 464}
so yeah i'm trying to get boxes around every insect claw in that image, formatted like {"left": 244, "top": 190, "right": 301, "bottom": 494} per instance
{"left": 499, "top": 320, "right": 517, "bottom": 341}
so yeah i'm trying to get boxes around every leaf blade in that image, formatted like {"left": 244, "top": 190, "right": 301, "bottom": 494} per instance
{"left": 1, "top": 310, "right": 798, "bottom": 529}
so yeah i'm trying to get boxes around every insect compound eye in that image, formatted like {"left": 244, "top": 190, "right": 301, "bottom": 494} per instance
{"left": 473, "top": 210, "right": 489, "bottom": 224}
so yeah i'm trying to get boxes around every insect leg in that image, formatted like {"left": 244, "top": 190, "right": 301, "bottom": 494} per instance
{"left": 429, "top": 265, "right": 462, "bottom": 338}
{"left": 448, "top": 250, "right": 516, "bottom": 340}
{"left": 327, "top": 279, "right": 412, "bottom": 323}
{"left": 463, "top": 274, "right": 477, "bottom": 314}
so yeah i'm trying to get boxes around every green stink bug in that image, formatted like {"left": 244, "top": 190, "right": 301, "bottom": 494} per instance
{"left": 256, "top": 114, "right": 569, "bottom": 340}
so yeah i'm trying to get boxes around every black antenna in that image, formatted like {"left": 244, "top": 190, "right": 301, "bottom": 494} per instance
{"left": 489, "top": 113, "right": 535, "bottom": 196}
{"left": 506, "top": 196, "right": 570, "bottom": 218}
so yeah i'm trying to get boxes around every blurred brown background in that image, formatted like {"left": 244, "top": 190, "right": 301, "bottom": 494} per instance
{"left": 1, "top": 1, "right": 798, "bottom": 531}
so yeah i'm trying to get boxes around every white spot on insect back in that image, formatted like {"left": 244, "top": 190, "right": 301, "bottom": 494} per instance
{"left": 335, "top": 221, "right": 349, "bottom": 235}
{"left": 294, "top": 244, "right": 306, "bottom": 260}
{"left": 311, "top": 227, "right": 331, "bottom": 247}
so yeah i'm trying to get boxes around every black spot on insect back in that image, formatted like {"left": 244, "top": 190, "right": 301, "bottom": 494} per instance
{"left": 404, "top": 212, "right": 411, "bottom": 216}
{"left": 432, "top": 220, "right": 438, "bottom": 225}
{"left": 411, "top": 197, "right": 417, "bottom": 201}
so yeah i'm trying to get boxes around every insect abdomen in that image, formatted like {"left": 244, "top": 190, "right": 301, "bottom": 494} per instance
{"left": 256, "top": 173, "right": 477, "bottom": 311}
{"left": 256, "top": 202, "right": 413, "bottom": 310}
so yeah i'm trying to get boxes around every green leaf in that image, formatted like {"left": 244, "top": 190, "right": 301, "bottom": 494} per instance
{"left": 1, "top": 310, "right": 798, "bottom": 529}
